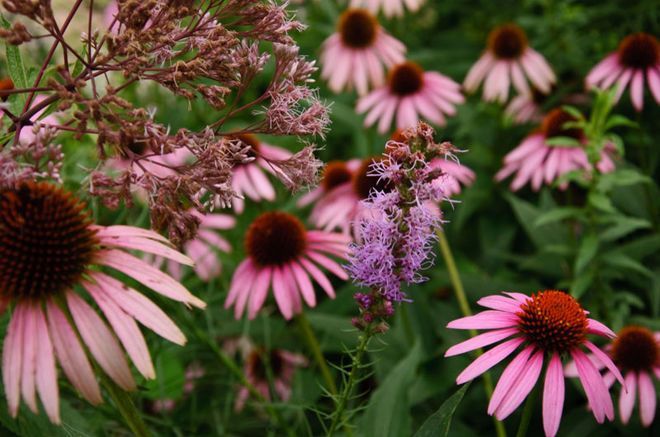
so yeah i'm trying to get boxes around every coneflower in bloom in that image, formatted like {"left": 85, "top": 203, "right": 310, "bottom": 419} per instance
{"left": 163, "top": 211, "right": 235, "bottom": 282}
{"left": 504, "top": 87, "right": 549, "bottom": 124}
{"left": 495, "top": 108, "right": 616, "bottom": 191}
{"left": 586, "top": 33, "right": 660, "bottom": 111}
{"left": 320, "top": 9, "right": 405, "bottom": 95}
{"left": 565, "top": 325, "right": 659, "bottom": 427}
{"left": 0, "top": 182, "right": 204, "bottom": 424}
{"left": 464, "top": 24, "right": 556, "bottom": 103}
{"left": 445, "top": 290, "right": 623, "bottom": 437}
{"left": 230, "top": 134, "right": 292, "bottom": 214}
{"left": 297, "top": 159, "right": 361, "bottom": 211}
{"left": 357, "top": 61, "right": 464, "bottom": 133}
{"left": 350, "top": 0, "right": 426, "bottom": 18}
{"left": 235, "top": 348, "right": 307, "bottom": 412}
{"left": 224, "top": 211, "right": 349, "bottom": 320}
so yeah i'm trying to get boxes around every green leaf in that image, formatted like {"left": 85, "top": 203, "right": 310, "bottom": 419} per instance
{"left": 504, "top": 193, "right": 568, "bottom": 249}
{"left": 601, "top": 252, "right": 653, "bottom": 278}
{"left": 1, "top": 14, "right": 29, "bottom": 111}
{"left": 570, "top": 267, "right": 595, "bottom": 298}
{"left": 360, "top": 341, "right": 423, "bottom": 437}
{"left": 599, "top": 169, "right": 651, "bottom": 191}
{"left": 600, "top": 217, "right": 651, "bottom": 241}
{"left": 143, "top": 349, "right": 185, "bottom": 400}
{"left": 545, "top": 136, "right": 583, "bottom": 148}
{"left": 575, "top": 233, "right": 599, "bottom": 274}
{"left": 413, "top": 383, "right": 471, "bottom": 437}
{"left": 587, "top": 192, "right": 616, "bottom": 213}
{"left": 533, "top": 207, "right": 582, "bottom": 227}
{"left": 604, "top": 114, "right": 637, "bottom": 130}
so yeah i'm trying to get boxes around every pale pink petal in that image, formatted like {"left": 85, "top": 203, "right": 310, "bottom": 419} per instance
{"left": 33, "top": 307, "right": 59, "bottom": 423}
{"left": 84, "top": 281, "right": 155, "bottom": 379}
{"left": 92, "top": 225, "right": 170, "bottom": 244}
{"left": 291, "top": 261, "right": 316, "bottom": 307}
{"left": 447, "top": 310, "right": 519, "bottom": 330}
{"left": 638, "top": 370, "right": 656, "bottom": 427}
{"left": 476, "top": 295, "right": 522, "bottom": 313}
{"left": 583, "top": 341, "right": 624, "bottom": 386}
{"left": 630, "top": 69, "right": 645, "bottom": 111}
{"left": 613, "top": 69, "right": 633, "bottom": 101}
{"left": 647, "top": 69, "right": 660, "bottom": 103}
{"left": 543, "top": 353, "right": 565, "bottom": 437}
{"left": 90, "top": 272, "right": 186, "bottom": 345}
{"left": 247, "top": 164, "right": 276, "bottom": 201}
{"left": 464, "top": 52, "right": 494, "bottom": 92}
{"left": 357, "top": 87, "right": 389, "bottom": 113}
{"left": 585, "top": 53, "right": 618, "bottom": 87}
{"left": 494, "top": 350, "right": 544, "bottom": 420}
{"left": 46, "top": 300, "right": 102, "bottom": 405}
{"left": 66, "top": 292, "right": 136, "bottom": 391}
{"left": 445, "top": 328, "right": 518, "bottom": 357}
{"left": 396, "top": 97, "right": 418, "bottom": 129}
{"left": 378, "top": 96, "right": 399, "bottom": 134}
{"left": 456, "top": 337, "right": 524, "bottom": 384}
{"left": 587, "top": 318, "right": 616, "bottom": 338}
{"left": 299, "top": 257, "right": 336, "bottom": 298}
{"left": 572, "top": 348, "right": 614, "bottom": 423}
{"left": 282, "top": 264, "right": 303, "bottom": 316}
{"left": 619, "top": 371, "right": 636, "bottom": 424}
{"left": 272, "top": 266, "right": 293, "bottom": 319}
{"left": 305, "top": 251, "right": 348, "bottom": 280}
{"left": 3, "top": 305, "right": 24, "bottom": 417}
{"left": 248, "top": 267, "right": 272, "bottom": 319}
{"left": 20, "top": 304, "right": 38, "bottom": 413}
{"left": 488, "top": 346, "right": 535, "bottom": 415}
{"left": 511, "top": 61, "right": 530, "bottom": 95}
{"left": 96, "top": 249, "right": 205, "bottom": 308}
{"left": 225, "top": 259, "right": 252, "bottom": 308}
{"left": 98, "top": 234, "right": 193, "bottom": 266}
{"left": 234, "top": 265, "right": 257, "bottom": 319}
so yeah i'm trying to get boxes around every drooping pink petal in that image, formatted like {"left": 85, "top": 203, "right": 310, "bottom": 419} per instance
{"left": 647, "top": 69, "right": 660, "bottom": 103}
{"left": 3, "top": 304, "right": 24, "bottom": 417}
{"left": 445, "top": 328, "right": 518, "bottom": 357}
{"left": 90, "top": 272, "right": 186, "bottom": 345}
{"left": 456, "top": 337, "right": 524, "bottom": 384}
{"left": 476, "top": 295, "right": 522, "bottom": 313}
{"left": 92, "top": 225, "right": 171, "bottom": 244}
{"left": 84, "top": 281, "right": 155, "bottom": 379}
{"left": 543, "top": 353, "right": 565, "bottom": 437}
{"left": 299, "top": 257, "right": 336, "bottom": 298}
{"left": 225, "top": 259, "right": 253, "bottom": 308}
{"left": 234, "top": 265, "right": 256, "bottom": 319}
{"left": 571, "top": 348, "right": 614, "bottom": 423}
{"left": 638, "top": 370, "right": 656, "bottom": 427}
{"left": 587, "top": 318, "right": 616, "bottom": 338}
{"left": 20, "top": 303, "right": 38, "bottom": 413}
{"left": 619, "top": 371, "right": 636, "bottom": 424}
{"left": 66, "top": 292, "right": 136, "bottom": 391}
{"left": 290, "top": 262, "right": 316, "bottom": 307}
{"left": 248, "top": 267, "right": 272, "bottom": 320}
{"left": 33, "top": 307, "right": 59, "bottom": 424}
{"left": 583, "top": 341, "right": 625, "bottom": 387}
{"left": 630, "top": 70, "right": 645, "bottom": 111}
{"left": 305, "top": 251, "right": 348, "bottom": 280}
{"left": 96, "top": 249, "right": 205, "bottom": 308}
{"left": 46, "top": 300, "right": 102, "bottom": 405}
{"left": 97, "top": 233, "right": 193, "bottom": 266}
{"left": 272, "top": 266, "right": 294, "bottom": 319}
{"left": 494, "top": 349, "right": 544, "bottom": 420}
{"left": 488, "top": 345, "right": 535, "bottom": 415}
{"left": 447, "top": 310, "right": 519, "bottom": 330}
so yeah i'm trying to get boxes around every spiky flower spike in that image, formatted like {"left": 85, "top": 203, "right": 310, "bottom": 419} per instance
{"left": 0, "top": 182, "right": 204, "bottom": 424}
{"left": 445, "top": 290, "right": 623, "bottom": 437}
{"left": 347, "top": 122, "right": 457, "bottom": 329}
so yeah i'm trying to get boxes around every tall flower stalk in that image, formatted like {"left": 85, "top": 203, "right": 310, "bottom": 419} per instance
{"left": 328, "top": 122, "right": 456, "bottom": 434}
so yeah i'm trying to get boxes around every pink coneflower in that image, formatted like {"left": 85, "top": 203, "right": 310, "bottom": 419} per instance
{"left": 235, "top": 348, "right": 307, "bottom": 412}
{"left": 505, "top": 87, "right": 549, "bottom": 124}
{"left": 350, "top": 0, "right": 426, "bottom": 18}
{"left": 163, "top": 211, "right": 235, "bottom": 282}
{"left": 586, "top": 33, "right": 660, "bottom": 111}
{"left": 230, "top": 134, "right": 291, "bottom": 214}
{"left": 464, "top": 24, "right": 556, "bottom": 103}
{"left": 495, "top": 108, "right": 616, "bottom": 191}
{"left": 445, "top": 290, "right": 623, "bottom": 437}
{"left": 357, "top": 61, "right": 464, "bottom": 134}
{"left": 297, "top": 159, "right": 361, "bottom": 210}
{"left": 0, "top": 182, "right": 203, "bottom": 424}
{"left": 566, "top": 326, "right": 658, "bottom": 427}
{"left": 224, "top": 211, "right": 349, "bottom": 320}
{"left": 320, "top": 9, "right": 405, "bottom": 95}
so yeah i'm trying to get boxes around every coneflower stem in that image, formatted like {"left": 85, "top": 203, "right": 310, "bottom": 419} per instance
{"left": 327, "top": 327, "right": 373, "bottom": 437}
{"left": 515, "top": 388, "right": 537, "bottom": 437}
{"left": 103, "top": 378, "right": 151, "bottom": 437}
{"left": 194, "top": 327, "right": 295, "bottom": 437}
{"left": 296, "top": 312, "right": 338, "bottom": 396}
{"left": 437, "top": 230, "right": 508, "bottom": 437}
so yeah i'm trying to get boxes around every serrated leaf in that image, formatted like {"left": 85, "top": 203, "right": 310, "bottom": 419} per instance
{"left": 360, "top": 342, "right": 423, "bottom": 437}
{"left": 413, "top": 383, "right": 470, "bottom": 437}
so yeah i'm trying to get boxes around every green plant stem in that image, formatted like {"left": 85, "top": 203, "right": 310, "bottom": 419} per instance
{"left": 515, "top": 388, "right": 537, "bottom": 437}
{"left": 193, "top": 327, "right": 295, "bottom": 437}
{"left": 326, "top": 327, "right": 374, "bottom": 437}
{"left": 400, "top": 304, "right": 415, "bottom": 343}
{"left": 103, "top": 378, "right": 151, "bottom": 437}
{"left": 296, "top": 312, "right": 338, "bottom": 396}
{"left": 437, "top": 230, "right": 507, "bottom": 437}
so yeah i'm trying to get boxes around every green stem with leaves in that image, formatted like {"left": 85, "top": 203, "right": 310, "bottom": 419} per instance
{"left": 103, "top": 377, "right": 152, "bottom": 437}
{"left": 437, "top": 230, "right": 507, "bottom": 437}
{"left": 296, "top": 312, "right": 338, "bottom": 396}
{"left": 326, "top": 326, "right": 374, "bottom": 437}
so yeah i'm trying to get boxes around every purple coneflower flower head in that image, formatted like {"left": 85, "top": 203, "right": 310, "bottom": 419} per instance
{"left": 504, "top": 86, "right": 550, "bottom": 124}
{"left": 0, "top": 182, "right": 204, "bottom": 424}
{"left": 495, "top": 108, "right": 616, "bottom": 191}
{"left": 347, "top": 123, "right": 455, "bottom": 308}
{"left": 235, "top": 348, "right": 307, "bottom": 412}
{"left": 321, "top": 9, "right": 406, "bottom": 95}
{"left": 586, "top": 33, "right": 660, "bottom": 111}
{"left": 357, "top": 61, "right": 464, "bottom": 133}
{"left": 445, "top": 290, "right": 623, "bottom": 437}
{"left": 350, "top": 0, "right": 426, "bottom": 18}
{"left": 224, "top": 211, "right": 350, "bottom": 320}
{"left": 464, "top": 24, "right": 556, "bottom": 103}
{"left": 565, "top": 325, "right": 659, "bottom": 427}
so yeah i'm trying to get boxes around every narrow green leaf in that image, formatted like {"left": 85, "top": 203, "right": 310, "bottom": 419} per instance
{"left": 545, "top": 136, "right": 583, "bottom": 148}
{"left": 587, "top": 192, "right": 617, "bottom": 213}
{"left": 1, "top": 14, "right": 29, "bottom": 111}
{"left": 570, "top": 267, "right": 595, "bottom": 298}
{"left": 604, "top": 114, "right": 637, "bottom": 130}
{"left": 413, "top": 383, "right": 471, "bottom": 437}
{"left": 533, "top": 207, "right": 582, "bottom": 227}
{"left": 601, "top": 252, "right": 653, "bottom": 278}
{"left": 575, "top": 233, "right": 599, "bottom": 274}
{"left": 600, "top": 217, "right": 651, "bottom": 241}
